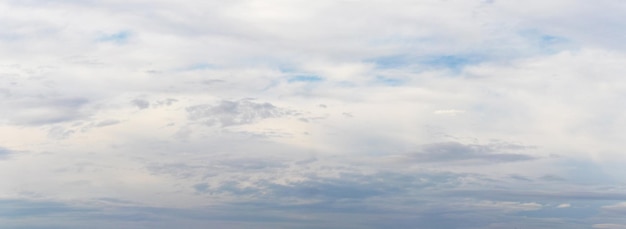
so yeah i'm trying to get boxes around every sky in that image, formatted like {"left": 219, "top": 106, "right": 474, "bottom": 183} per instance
{"left": 1, "top": 0, "right": 626, "bottom": 228}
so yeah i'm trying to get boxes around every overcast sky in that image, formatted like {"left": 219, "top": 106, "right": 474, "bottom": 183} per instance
{"left": 2, "top": 0, "right": 626, "bottom": 228}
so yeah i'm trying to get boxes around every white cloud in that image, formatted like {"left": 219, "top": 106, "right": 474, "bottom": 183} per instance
{"left": 557, "top": 203, "right": 571, "bottom": 208}
{"left": 434, "top": 109, "right": 466, "bottom": 116}
{"left": 1, "top": 0, "right": 626, "bottom": 228}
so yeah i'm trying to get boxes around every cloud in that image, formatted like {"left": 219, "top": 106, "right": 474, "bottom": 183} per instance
{"left": 433, "top": 109, "right": 465, "bottom": 116}
{"left": 48, "top": 126, "right": 75, "bottom": 139}
{"left": 95, "top": 119, "right": 121, "bottom": 127}
{"left": 131, "top": 99, "right": 150, "bottom": 110}
{"left": 2, "top": 97, "right": 90, "bottom": 125}
{"left": 287, "top": 75, "right": 323, "bottom": 83}
{"left": 187, "top": 99, "right": 293, "bottom": 127}
{"left": 557, "top": 203, "right": 572, "bottom": 208}
{"left": 460, "top": 201, "right": 543, "bottom": 212}
{"left": 0, "top": 146, "right": 13, "bottom": 159}
{"left": 0, "top": 199, "right": 84, "bottom": 218}
{"left": 1, "top": 0, "right": 626, "bottom": 228}
{"left": 406, "top": 141, "right": 537, "bottom": 164}
{"left": 445, "top": 190, "right": 626, "bottom": 202}
{"left": 602, "top": 202, "right": 626, "bottom": 213}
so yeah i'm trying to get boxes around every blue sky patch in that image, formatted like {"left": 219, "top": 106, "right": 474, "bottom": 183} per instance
{"left": 370, "top": 54, "right": 483, "bottom": 72}
{"left": 97, "top": 31, "right": 131, "bottom": 43}
{"left": 369, "top": 55, "right": 411, "bottom": 69}
{"left": 421, "top": 55, "right": 483, "bottom": 72}
{"left": 520, "top": 30, "right": 570, "bottom": 53}
{"left": 375, "top": 76, "right": 404, "bottom": 86}
{"left": 0, "top": 146, "right": 12, "bottom": 159}
{"left": 287, "top": 75, "right": 323, "bottom": 83}
{"left": 179, "top": 63, "right": 214, "bottom": 71}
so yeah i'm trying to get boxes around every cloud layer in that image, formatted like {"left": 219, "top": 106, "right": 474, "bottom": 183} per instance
{"left": 2, "top": 0, "right": 626, "bottom": 228}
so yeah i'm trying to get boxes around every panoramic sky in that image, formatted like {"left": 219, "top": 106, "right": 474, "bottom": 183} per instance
{"left": 2, "top": 0, "right": 626, "bottom": 228}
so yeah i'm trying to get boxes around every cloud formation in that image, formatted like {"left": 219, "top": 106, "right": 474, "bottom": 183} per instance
{"left": 1, "top": 0, "right": 626, "bottom": 228}
{"left": 409, "top": 141, "right": 537, "bottom": 163}
{"left": 0, "top": 147, "right": 13, "bottom": 159}
{"left": 187, "top": 99, "right": 293, "bottom": 127}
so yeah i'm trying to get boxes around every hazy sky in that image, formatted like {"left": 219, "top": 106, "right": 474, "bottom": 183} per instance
{"left": 2, "top": 0, "right": 626, "bottom": 228}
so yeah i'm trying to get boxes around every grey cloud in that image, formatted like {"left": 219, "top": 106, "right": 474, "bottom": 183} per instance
{"left": 131, "top": 99, "right": 150, "bottom": 109}
{"left": 198, "top": 178, "right": 383, "bottom": 199}
{"left": 147, "top": 155, "right": 489, "bottom": 201}
{"left": 217, "top": 157, "right": 288, "bottom": 171}
{"left": 0, "top": 172, "right": 609, "bottom": 229}
{"left": 408, "top": 141, "right": 537, "bottom": 164}
{"left": 232, "top": 129, "right": 296, "bottom": 139}
{"left": 218, "top": 201, "right": 572, "bottom": 229}
{"left": 186, "top": 173, "right": 588, "bottom": 228}
{"left": 2, "top": 1, "right": 625, "bottom": 228}
{"left": 265, "top": 179, "right": 387, "bottom": 200}
{"left": 444, "top": 189, "right": 626, "bottom": 202}
{"left": 601, "top": 202, "right": 626, "bottom": 214}
{"left": 202, "top": 170, "right": 483, "bottom": 201}
{"left": 148, "top": 157, "right": 288, "bottom": 180}
{"left": 295, "top": 157, "right": 317, "bottom": 165}
{"left": 0, "top": 198, "right": 172, "bottom": 229}
{"left": 540, "top": 174, "right": 567, "bottom": 182}
{"left": 48, "top": 126, "right": 75, "bottom": 139}
{"left": 201, "top": 79, "right": 224, "bottom": 85}
{"left": 0, "top": 199, "right": 90, "bottom": 218}
{"left": 95, "top": 119, "right": 120, "bottom": 127}
{"left": 187, "top": 99, "right": 292, "bottom": 127}
{"left": 508, "top": 174, "right": 533, "bottom": 182}
{"left": 517, "top": 203, "right": 600, "bottom": 220}
{"left": 0, "top": 88, "right": 11, "bottom": 98}
{"left": 0, "top": 197, "right": 580, "bottom": 229}
{"left": 77, "top": 119, "right": 122, "bottom": 134}
{"left": 193, "top": 183, "right": 210, "bottom": 193}
{"left": 4, "top": 97, "right": 89, "bottom": 125}
{"left": 147, "top": 163, "right": 202, "bottom": 179}
{"left": 154, "top": 98, "right": 177, "bottom": 107}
